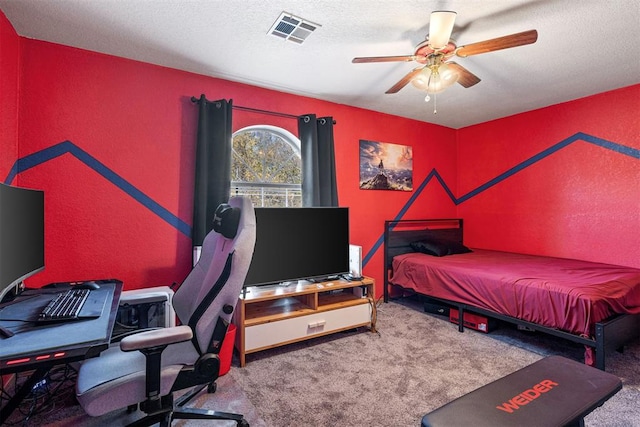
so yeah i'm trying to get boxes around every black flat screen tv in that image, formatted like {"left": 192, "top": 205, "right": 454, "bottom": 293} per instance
{"left": 0, "top": 183, "right": 45, "bottom": 302}
{"left": 244, "top": 207, "right": 350, "bottom": 287}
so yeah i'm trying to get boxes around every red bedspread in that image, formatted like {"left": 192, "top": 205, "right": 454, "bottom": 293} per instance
{"left": 390, "top": 249, "right": 640, "bottom": 338}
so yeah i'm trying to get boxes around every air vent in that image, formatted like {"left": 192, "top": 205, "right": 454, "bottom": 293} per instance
{"left": 268, "top": 12, "right": 320, "bottom": 44}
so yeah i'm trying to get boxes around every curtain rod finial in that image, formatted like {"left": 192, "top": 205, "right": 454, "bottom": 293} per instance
{"left": 191, "top": 94, "right": 208, "bottom": 104}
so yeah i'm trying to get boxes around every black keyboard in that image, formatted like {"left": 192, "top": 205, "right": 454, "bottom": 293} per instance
{"left": 38, "top": 288, "right": 90, "bottom": 322}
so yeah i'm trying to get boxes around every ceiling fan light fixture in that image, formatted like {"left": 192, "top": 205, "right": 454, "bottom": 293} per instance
{"left": 410, "top": 68, "right": 430, "bottom": 91}
{"left": 438, "top": 63, "right": 460, "bottom": 86}
{"left": 411, "top": 63, "right": 459, "bottom": 94}
{"left": 429, "top": 11, "right": 457, "bottom": 49}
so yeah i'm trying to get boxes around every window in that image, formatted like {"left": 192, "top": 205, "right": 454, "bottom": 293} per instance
{"left": 231, "top": 125, "right": 302, "bottom": 207}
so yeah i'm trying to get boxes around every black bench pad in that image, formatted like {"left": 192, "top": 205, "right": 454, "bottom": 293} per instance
{"left": 422, "top": 356, "right": 621, "bottom": 427}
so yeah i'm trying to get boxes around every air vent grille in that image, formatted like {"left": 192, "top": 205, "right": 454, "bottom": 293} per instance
{"left": 269, "top": 12, "right": 320, "bottom": 44}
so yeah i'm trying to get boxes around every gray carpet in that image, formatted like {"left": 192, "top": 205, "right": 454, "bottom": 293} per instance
{"left": 230, "top": 298, "right": 640, "bottom": 426}
{"left": 6, "top": 297, "right": 640, "bottom": 426}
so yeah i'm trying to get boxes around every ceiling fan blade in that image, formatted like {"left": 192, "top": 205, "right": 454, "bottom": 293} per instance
{"left": 352, "top": 55, "right": 416, "bottom": 63}
{"left": 447, "top": 62, "right": 481, "bottom": 88}
{"left": 386, "top": 68, "right": 424, "bottom": 94}
{"left": 429, "top": 11, "right": 457, "bottom": 49}
{"left": 456, "top": 29, "right": 538, "bottom": 57}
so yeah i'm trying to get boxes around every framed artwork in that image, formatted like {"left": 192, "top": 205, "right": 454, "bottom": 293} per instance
{"left": 359, "top": 140, "right": 413, "bottom": 191}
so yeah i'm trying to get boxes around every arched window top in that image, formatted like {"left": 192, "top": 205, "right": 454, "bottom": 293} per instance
{"left": 231, "top": 125, "right": 302, "bottom": 207}
{"left": 234, "top": 125, "right": 300, "bottom": 155}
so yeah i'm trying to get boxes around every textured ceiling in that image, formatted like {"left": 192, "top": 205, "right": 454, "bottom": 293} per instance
{"left": 1, "top": 0, "right": 639, "bottom": 128}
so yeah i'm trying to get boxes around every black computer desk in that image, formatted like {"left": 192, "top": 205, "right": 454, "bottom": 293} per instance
{"left": 0, "top": 279, "right": 122, "bottom": 424}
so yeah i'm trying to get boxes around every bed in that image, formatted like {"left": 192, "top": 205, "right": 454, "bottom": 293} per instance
{"left": 384, "top": 218, "right": 640, "bottom": 370}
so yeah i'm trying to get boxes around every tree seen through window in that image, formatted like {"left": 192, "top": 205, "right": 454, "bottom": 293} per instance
{"left": 231, "top": 126, "right": 302, "bottom": 207}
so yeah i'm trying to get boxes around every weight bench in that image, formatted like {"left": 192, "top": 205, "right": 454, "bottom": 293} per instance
{"left": 422, "top": 356, "right": 622, "bottom": 427}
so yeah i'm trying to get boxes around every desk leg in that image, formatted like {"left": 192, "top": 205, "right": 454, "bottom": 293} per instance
{"left": 0, "top": 367, "right": 50, "bottom": 424}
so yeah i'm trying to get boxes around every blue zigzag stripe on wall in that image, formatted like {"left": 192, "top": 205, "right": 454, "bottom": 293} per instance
{"left": 4, "top": 140, "right": 192, "bottom": 237}
{"left": 361, "top": 132, "right": 640, "bottom": 267}
{"left": 4, "top": 133, "right": 638, "bottom": 257}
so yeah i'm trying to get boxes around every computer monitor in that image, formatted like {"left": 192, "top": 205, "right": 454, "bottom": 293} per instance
{"left": 0, "top": 183, "right": 45, "bottom": 302}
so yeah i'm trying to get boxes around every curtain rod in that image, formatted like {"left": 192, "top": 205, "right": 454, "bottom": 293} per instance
{"left": 190, "top": 96, "right": 336, "bottom": 124}
{"left": 234, "top": 104, "right": 299, "bottom": 120}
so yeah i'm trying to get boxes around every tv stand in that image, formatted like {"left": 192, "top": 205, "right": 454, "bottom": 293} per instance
{"left": 233, "top": 277, "right": 375, "bottom": 366}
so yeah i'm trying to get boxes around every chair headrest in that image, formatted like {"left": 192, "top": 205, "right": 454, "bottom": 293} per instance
{"left": 212, "top": 203, "right": 241, "bottom": 239}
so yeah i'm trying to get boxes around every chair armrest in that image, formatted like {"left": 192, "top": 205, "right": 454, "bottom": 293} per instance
{"left": 120, "top": 325, "right": 193, "bottom": 352}
{"left": 120, "top": 286, "right": 174, "bottom": 305}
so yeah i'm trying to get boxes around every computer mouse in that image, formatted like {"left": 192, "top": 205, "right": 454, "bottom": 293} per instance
{"left": 74, "top": 281, "right": 100, "bottom": 291}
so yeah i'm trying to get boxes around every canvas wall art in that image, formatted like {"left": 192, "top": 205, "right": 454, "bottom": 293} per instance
{"left": 359, "top": 140, "right": 413, "bottom": 191}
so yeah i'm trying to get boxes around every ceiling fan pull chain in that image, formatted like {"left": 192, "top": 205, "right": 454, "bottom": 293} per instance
{"left": 425, "top": 72, "right": 435, "bottom": 114}
{"left": 433, "top": 71, "right": 438, "bottom": 114}
{"left": 433, "top": 92, "right": 437, "bottom": 114}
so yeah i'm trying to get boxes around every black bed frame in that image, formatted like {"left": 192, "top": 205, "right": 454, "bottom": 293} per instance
{"left": 383, "top": 218, "right": 640, "bottom": 370}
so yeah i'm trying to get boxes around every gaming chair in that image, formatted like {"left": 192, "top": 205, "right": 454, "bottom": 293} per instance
{"left": 75, "top": 197, "right": 256, "bottom": 426}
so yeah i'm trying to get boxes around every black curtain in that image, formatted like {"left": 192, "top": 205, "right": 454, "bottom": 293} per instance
{"left": 192, "top": 95, "right": 233, "bottom": 247}
{"left": 298, "top": 114, "right": 338, "bottom": 207}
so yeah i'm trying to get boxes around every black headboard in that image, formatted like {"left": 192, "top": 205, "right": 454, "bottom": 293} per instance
{"left": 384, "top": 218, "right": 464, "bottom": 267}
{"left": 383, "top": 218, "right": 464, "bottom": 302}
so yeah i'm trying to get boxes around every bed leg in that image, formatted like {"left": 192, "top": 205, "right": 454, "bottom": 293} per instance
{"left": 457, "top": 306, "right": 465, "bottom": 333}
{"left": 595, "top": 324, "right": 606, "bottom": 371}
{"left": 383, "top": 270, "right": 389, "bottom": 303}
{"left": 384, "top": 282, "right": 389, "bottom": 303}
{"left": 595, "top": 351, "right": 605, "bottom": 371}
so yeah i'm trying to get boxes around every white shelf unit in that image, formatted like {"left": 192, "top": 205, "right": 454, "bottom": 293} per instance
{"left": 233, "top": 277, "right": 375, "bottom": 366}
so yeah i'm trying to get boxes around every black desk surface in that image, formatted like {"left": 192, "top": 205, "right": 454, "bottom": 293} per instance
{"left": 0, "top": 280, "right": 122, "bottom": 373}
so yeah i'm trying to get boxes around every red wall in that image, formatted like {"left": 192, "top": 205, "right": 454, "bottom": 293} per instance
{"left": 2, "top": 11, "right": 638, "bottom": 299}
{"left": 0, "top": 10, "right": 19, "bottom": 174}
{"left": 457, "top": 85, "right": 640, "bottom": 268}
{"left": 2, "top": 17, "right": 457, "bottom": 294}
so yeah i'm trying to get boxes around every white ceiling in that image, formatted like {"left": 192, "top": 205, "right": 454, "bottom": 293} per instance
{"left": 1, "top": 0, "right": 639, "bottom": 129}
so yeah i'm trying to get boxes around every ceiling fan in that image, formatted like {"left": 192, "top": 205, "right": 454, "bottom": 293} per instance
{"left": 352, "top": 11, "right": 538, "bottom": 98}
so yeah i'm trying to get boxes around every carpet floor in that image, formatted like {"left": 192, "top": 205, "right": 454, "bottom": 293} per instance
{"left": 4, "top": 297, "right": 639, "bottom": 426}
{"left": 231, "top": 297, "right": 640, "bottom": 426}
